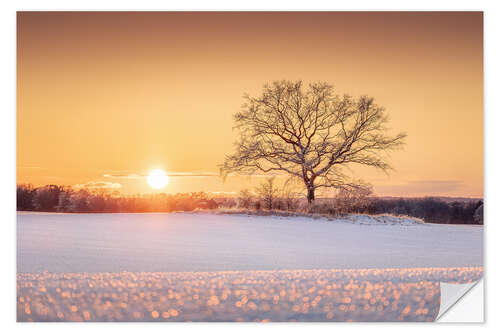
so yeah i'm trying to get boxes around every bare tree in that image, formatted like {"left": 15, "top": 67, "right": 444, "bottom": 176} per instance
{"left": 255, "top": 177, "right": 279, "bottom": 210}
{"left": 334, "top": 186, "right": 373, "bottom": 214}
{"left": 238, "top": 189, "right": 254, "bottom": 209}
{"left": 221, "top": 80, "right": 406, "bottom": 204}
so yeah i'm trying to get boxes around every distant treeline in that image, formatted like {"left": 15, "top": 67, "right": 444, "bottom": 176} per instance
{"left": 17, "top": 184, "right": 217, "bottom": 213}
{"left": 17, "top": 184, "right": 483, "bottom": 225}
{"left": 365, "top": 197, "right": 483, "bottom": 225}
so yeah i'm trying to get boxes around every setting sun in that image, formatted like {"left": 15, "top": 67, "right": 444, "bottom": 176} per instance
{"left": 147, "top": 169, "right": 169, "bottom": 189}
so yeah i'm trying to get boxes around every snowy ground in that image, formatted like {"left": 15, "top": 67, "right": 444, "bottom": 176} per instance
{"left": 16, "top": 212, "right": 483, "bottom": 322}
{"left": 17, "top": 212, "right": 483, "bottom": 273}
{"left": 17, "top": 267, "right": 483, "bottom": 322}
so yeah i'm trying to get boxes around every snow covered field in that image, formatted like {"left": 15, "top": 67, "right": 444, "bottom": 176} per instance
{"left": 17, "top": 212, "right": 483, "bottom": 273}
{"left": 17, "top": 212, "right": 483, "bottom": 322}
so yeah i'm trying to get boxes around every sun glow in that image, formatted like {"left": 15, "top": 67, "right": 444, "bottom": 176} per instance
{"left": 147, "top": 169, "right": 169, "bottom": 189}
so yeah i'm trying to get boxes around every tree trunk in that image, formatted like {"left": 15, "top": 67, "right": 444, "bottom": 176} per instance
{"left": 307, "top": 187, "right": 315, "bottom": 204}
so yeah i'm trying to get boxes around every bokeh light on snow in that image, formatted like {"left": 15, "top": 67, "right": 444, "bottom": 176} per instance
{"left": 17, "top": 267, "right": 482, "bottom": 322}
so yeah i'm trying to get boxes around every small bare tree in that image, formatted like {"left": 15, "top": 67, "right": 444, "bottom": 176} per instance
{"left": 221, "top": 80, "right": 406, "bottom": 204}
{"left": 238, "top": 189, "right": 254, "bottom": 209}
{"left": 334, "top": 186, "right": 373, "bottom": 215}
{"left": 255, "top": 177, "right": 279, "bottom": 210}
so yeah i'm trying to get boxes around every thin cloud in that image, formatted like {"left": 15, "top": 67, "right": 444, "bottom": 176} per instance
{"left": 103, "top": 171, "right": 219, "bottom": 179}
{"left": 74, "top": 181, "right": 122, "bottom": 190}
{"left": 168, "top": 172, "right": 218, "bottom": 177}
{"left": 103, "top": 173, "right": 145, "bottom": 179}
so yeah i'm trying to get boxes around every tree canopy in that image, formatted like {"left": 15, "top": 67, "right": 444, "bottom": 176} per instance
{"left": 221, "top": 80, "right": 406, "bottom": 203}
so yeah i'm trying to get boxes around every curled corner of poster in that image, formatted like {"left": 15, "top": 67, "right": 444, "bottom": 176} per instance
{"left": 437, "top": 279, "right": 484, "bottom": 322}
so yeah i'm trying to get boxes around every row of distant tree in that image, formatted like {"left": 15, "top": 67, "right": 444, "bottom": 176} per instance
{"left": 17, "top": 183, "right": 483, "bottom": 225}
{"left": 16, "top": 184, "right": 217, "bottom": 213}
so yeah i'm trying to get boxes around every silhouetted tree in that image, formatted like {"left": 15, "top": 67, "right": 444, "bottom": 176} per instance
{"left": 255, "top": 177, "right": 279, "bottom": 210}
{"left": 17, "top": 184, "right": 35, "bottom": 211}
{"left": 68, "top": 191, "right": 90, "bottom": 212}
{"left": 238, "top": 189, "right": 254, "bottom": 209}
{"left": 221, "top": 80, "right": 406, "bottom": 204}
{"left": 474, "top": 202, "right": 483, "bottom": 225}
{"left": 33, "top": 185, "right": 62, "bottom": 211}
{"left": 55, "top": 186, "right": 73, "bottom": 212}
{"left": 88, "top": 194, "right": 107, "bottom": 212}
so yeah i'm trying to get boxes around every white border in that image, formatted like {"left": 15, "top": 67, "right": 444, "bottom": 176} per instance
{"left": 2, "top": 1, "right": 498, "bottom": 331}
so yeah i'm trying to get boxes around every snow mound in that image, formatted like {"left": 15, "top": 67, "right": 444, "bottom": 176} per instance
{"left": 345, "top": 214, "right": 424, "bottom": 226}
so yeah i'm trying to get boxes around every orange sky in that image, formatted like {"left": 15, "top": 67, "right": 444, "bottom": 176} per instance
{"left": 17, "top": 12, "right": 483, "bottom": 197}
